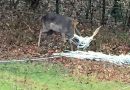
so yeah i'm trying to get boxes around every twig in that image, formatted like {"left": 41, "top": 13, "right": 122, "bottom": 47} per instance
{"left": 0, "top": 55, "right": 62, "bottom": 63}
{"left": 23, "top": 21, "right": 33, "bottom": 32}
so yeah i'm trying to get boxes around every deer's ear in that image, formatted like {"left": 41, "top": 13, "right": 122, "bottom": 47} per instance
{"left": 73, "top": 19, "right": 79, "bottom": 25}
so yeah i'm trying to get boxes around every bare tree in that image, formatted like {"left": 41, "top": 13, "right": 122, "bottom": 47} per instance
{"left": 86, "top": 0, "right": 91, "bottom": 19}
{"left": 111, "top": 0, "right": 123, "bottom": 24}
{"left": 101, "top": 0, "right": 106, "bottom": 25}
{"left": 127, "top": 1, "right": 130, "bottom": 27}
{"left": 56, "top": 0, "right": 60, "bottom": 14}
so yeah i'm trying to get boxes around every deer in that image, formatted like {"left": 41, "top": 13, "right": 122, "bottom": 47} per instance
{"left": 38, "top": 13, "right": 80, "bottom": 49}
{"left": 38, "top": 13, "right": 101, "bottom": 50}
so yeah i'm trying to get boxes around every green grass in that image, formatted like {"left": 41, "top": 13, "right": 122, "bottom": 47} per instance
{"left": 0, "top": 61, "right": 129, "bottom": 90}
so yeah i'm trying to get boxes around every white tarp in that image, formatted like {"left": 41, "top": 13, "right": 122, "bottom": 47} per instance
{"left": 71, "top": 26, "right": 102, "bottom": 50}
{"left": 53, "top": 51, "right": 130, "bottom": 65}
{"left": 55, "top": 26, "right": 130, "bottom": 65}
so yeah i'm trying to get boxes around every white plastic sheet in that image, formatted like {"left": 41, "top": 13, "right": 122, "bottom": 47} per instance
{"left": 71, "top": 34, "right": 93, "bottom": 49}
{"left": 53, "top": 51, "right": 130, "bottom": 65}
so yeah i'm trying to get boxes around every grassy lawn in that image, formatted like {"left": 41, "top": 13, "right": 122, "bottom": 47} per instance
{"left": 0, "top": 61, "right": 129, "bottom": 90}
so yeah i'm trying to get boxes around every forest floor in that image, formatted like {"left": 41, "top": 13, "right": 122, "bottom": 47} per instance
{"left": 0, "top": 25, "right": 130, "bottom": 87}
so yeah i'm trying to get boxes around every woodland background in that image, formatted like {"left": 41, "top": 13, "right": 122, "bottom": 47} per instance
{"left": 0, "top": 0, "right": 130, "bottom": 59}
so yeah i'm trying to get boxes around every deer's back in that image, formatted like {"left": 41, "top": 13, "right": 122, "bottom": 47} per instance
{"left": 41, "top": 13, "right": 74, "bottom": 39}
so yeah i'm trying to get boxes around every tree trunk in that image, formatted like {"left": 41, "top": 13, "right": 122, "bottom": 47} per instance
{"left": 86, "top": 0, "right": 91, "bottom": 19}
{"left": 127, "top": 2, "right": 130, "bottom": 27}
{"left": 101, "top": 0, "right": 106, "bottom": 25}
{"left": 56, "top": 0, "right": 59, "bottom": 14}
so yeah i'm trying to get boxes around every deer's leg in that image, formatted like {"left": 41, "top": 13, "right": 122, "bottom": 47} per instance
{"left": 38, "top": 30, "right": 42, "bottom": 47}
{"left": 75, "top": 28, "right": 81, "bottom": 36}
{"left": 61, "top": 33, "right": 67, "bottom": 50}
{"left": 61, "top": 33, "right": 74, "bottom": 51}
{"left": 61, "top": 33, "right": 66, "bottom": 43}
{"left": 70, "top": 41, "right": 73, "bottom": 51}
